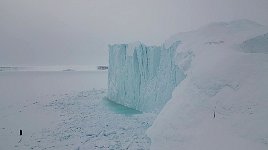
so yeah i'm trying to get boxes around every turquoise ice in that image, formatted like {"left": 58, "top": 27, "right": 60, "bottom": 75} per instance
{"left": 107, "top": 41, "right": 185, "bottom": 112}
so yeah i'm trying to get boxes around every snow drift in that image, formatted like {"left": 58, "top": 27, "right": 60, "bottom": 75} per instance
{"left": 107, "top": 42, "right": 185, "bottom": 112}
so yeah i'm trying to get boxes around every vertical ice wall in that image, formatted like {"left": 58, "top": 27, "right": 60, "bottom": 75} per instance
{"left": 108, "top": 41, "right": 185, "bottom": 112}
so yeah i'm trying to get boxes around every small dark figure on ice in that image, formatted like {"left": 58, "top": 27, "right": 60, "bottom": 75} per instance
{"left": 213, "top": 106, "right": 216, "bottom": 119}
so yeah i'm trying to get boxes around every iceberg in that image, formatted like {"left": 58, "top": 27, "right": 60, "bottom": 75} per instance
{"left": 107, "top": 41, "right": 185, "bottom": 112}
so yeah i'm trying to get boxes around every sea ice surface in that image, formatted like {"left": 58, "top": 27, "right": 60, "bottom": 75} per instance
{"left": 0, "top": 71, "right": 155, "bottom": 150}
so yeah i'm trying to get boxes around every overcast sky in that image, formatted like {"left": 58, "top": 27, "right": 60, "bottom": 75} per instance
{"left": 0, "top": 0, "right": 268, "bottom": 66}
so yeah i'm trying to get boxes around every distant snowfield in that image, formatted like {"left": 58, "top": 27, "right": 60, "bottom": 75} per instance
{"left": 147, "top": 20, "right": 268, "bottom": 150}
{"left": 0, "top": 65, "right": 100, "bottom": 72}
{"left": 0, "top": 71, "right": 155, "bottom": 150}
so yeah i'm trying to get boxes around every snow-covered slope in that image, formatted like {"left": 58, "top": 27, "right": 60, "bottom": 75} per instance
{"left": 147, "top": 19, "right": 268, "bottom": 150}
{"left": 108, "top": 42, "right": 185, "bottom": 112}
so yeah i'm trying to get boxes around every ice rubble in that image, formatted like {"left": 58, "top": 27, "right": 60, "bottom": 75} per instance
{"left": 108, "top": 41, "right": 185, "bottom": 112}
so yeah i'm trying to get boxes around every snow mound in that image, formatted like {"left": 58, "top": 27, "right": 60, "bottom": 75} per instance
{"left": 240, "top": 33, "right": 268, "bottom": 54}
{"left": 147, "top": 20, "right": 268, "bottom": 150}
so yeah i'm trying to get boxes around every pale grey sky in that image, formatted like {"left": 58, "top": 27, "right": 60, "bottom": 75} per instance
{"left": 0, "top": 0, "right": 268, "bottom": 66}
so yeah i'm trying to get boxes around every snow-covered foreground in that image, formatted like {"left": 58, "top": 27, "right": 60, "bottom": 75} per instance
{"left": 0, "top": 71, "right": 155, "bottom": 149}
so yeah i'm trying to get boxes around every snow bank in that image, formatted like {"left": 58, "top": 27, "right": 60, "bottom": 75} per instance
{"left": 147, "top": 20, "right": 268, "bottom": 150}
{"left": 107, "top": 42, "right": 185, "bottom": 112}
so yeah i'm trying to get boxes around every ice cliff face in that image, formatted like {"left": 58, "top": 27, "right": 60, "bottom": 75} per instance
{"left": 107, "top": 41, "right": 185, "bottom": 112}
